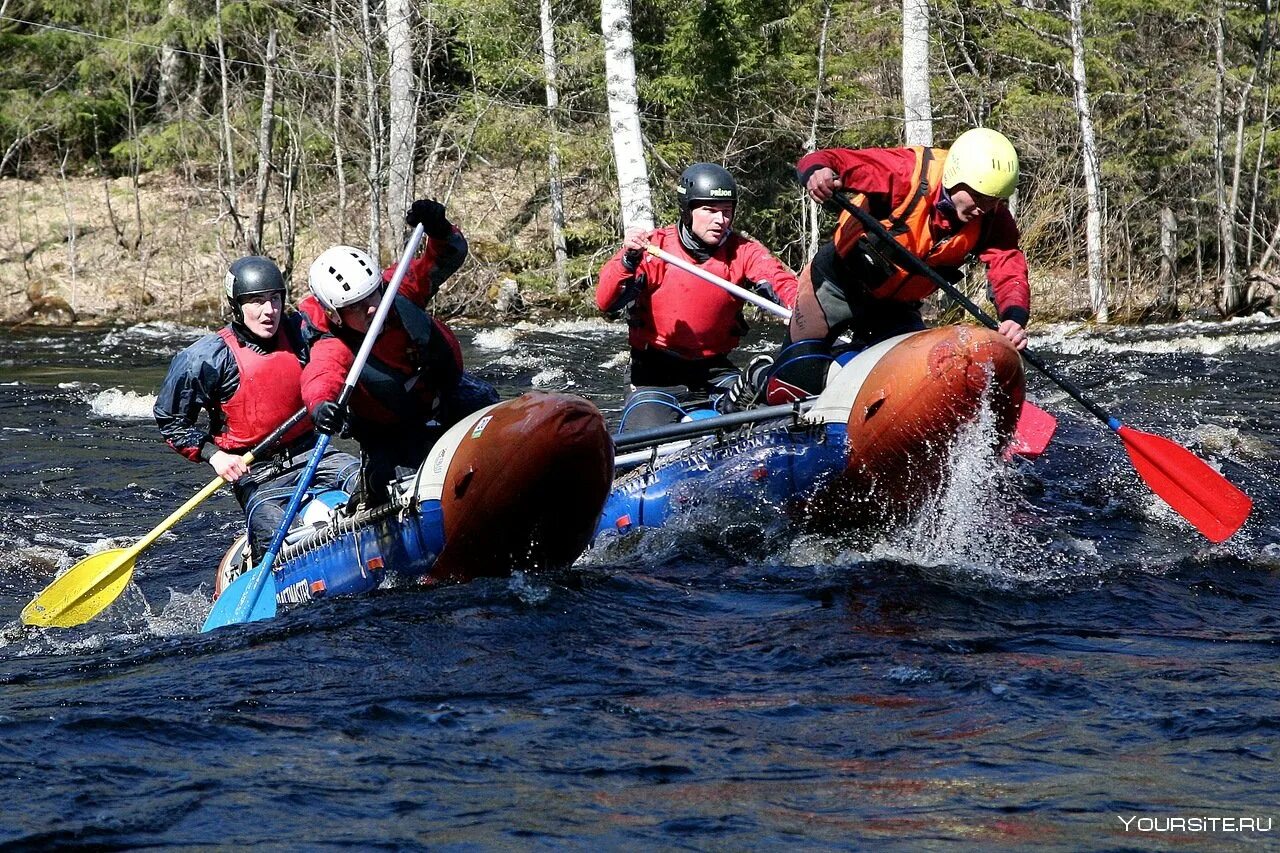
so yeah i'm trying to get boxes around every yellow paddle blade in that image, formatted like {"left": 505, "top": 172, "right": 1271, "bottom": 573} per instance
{"left": 21, "top": 548, "right": 137, "bottom": 628}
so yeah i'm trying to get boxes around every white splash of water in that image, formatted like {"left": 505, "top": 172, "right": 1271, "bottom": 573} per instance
{"left": 509, "top": 570, "right": 552, "bottom": 605}
{"left": 1036, "top": 314, "right": 1280, "bottom": 356}
{"left": 100, "top": 321, "right": 205, "bottom": 349}
{"left": 150, "top": 586, "right": 213, "bottom": 635}
{"left": 472, "top": 328, "right": 517, "bottom": 351}
{"left": 512, "top": 317, "right": 619, "bottom": 336}
{"left": 531, "top": 367, "right": 570, "bottom": 388}
{"left": 868, "top": 403, "right": 1018, "bottom": 571}
{"left": 88, "top": 387, "right": 157, "bottom": 420}
{"left": 600, "top": 350, "right": 630, "bottom": 370}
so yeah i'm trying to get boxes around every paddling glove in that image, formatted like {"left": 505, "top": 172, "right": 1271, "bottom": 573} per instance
{"left": 754, "top": 280, "right": 782, "bottom": 305}
{"left": 405, "top": 199, "right": 452, "bottom": 239}
{"left": 313, "top": 401, "right": 350, "bottom": 436}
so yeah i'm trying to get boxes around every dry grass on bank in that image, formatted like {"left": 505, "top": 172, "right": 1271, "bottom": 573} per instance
{"left": 0, "top": 165, "right": 610, "bottom": 327}
{"left": 0, "top": 169, "right": 1231, "bottom": 329}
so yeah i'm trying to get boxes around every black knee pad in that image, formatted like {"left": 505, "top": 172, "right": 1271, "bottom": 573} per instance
{"left": 618, "top": 387, "right": 687, "bottom": 432}
{"left": 765, "top": 339, "right": 833, "bottom": 404}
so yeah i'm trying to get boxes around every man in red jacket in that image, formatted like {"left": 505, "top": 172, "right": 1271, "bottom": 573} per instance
{"left": 299, "top": 199, "right": 497, "bottom": 507}
{"left": 767, "top": 128, "right": 1031, "bottom": 404}
{"left": 597, "top": 163, "right": 799, "bottom": 430}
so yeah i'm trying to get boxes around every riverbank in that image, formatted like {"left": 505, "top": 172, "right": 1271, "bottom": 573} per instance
{"left": 0, "top": 172, "right": 1242, "bottom": 329}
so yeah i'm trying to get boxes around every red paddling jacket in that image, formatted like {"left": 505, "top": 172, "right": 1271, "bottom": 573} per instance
{"left": 596, "top": 224, "right": 799, "bottom": 360}
{"left": 299, "top": 240, "right": 464, "bottom": 436}
{"left": 796, "top": 146, "right": 1030, "bottom": 326}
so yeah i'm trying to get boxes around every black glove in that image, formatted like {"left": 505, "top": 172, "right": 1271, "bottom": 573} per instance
{"left": 312, "top": 401, "right": 349, "bottom": 436}
{"left": 754, "top": 280, "right": 782, "bottom": 305}
{"left": 405, "top": 199, "right": 452, "bottom": 238}
{"left": 622, "top": 247, "right": 644, "bottom": 272}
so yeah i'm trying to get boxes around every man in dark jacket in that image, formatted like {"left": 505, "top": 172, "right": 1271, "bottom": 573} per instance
{"left": 154, "top": 256, "right": 358, "bottom": 559}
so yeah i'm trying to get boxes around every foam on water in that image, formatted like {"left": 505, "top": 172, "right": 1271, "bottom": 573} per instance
{"left": 531, "top": 367, "right": 572, "bottom": 388}
{"left": 472, "top": 328, "right": 516, "bottom": 350}
{"left": 600, "top": 350, "right": 629, "bottom": 370}
{"left": 1037, "top": 314, "right": 1280, "bottom": 355}
{"left": 512, "top": 317, "right": 619, "bottom": 336}
{"left": 88, "top": 387, "right": 157, "bottom": 420}
{"left": 99, "top": 320, "right": 206, "bottom": 349}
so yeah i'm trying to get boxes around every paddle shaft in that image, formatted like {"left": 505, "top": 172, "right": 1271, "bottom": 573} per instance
{"left": 205, "top": 224, "right": 427, "bottom": 629}
{"left": 614, "top": 399, "right": 814, "bottom": 453}
{"left": 829, "top": 192, "right": 1117, "bottom": 429}
{"left": 643, "top": 244, "right": 791, "bottom": 320}
{"left": 127, "top": 406, "right": 309, "bottom": 558}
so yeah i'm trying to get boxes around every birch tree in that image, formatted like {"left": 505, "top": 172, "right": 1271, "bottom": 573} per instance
{"left": 385, "top": 0, "right": 416, "bottom": 243}
{"left": 329, "top": 0, "right": 348, "bottom": 244}
{"left": 1068, "top": 0, "right": 1106, "bottom": 322}
{"left": 156, "top": 0, "right": 184, "bottom": 116}
{"left": 601, "top": 0, "right": 653, "bottom": 231}
{"left": 540, "top": 0, "right": 569, "bottom": 291}
{"left": 249, "top": 29, "right": 278, "bottom": 256}
{"left": 803, "top": 0, "right": 832, "bottom": 260}
{"left": 214, "top": 0, "right": 243, "bottom": 245}
{"left": 361, "top": 0, "right": 383, "bottom": 257}
{"left": 1214, "top": 0, "right": 1244, "bottom": 315}
{"left": 902, "top": 0, "right": 932, "bottom": 146}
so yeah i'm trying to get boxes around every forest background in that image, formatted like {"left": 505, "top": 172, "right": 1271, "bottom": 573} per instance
{"left": 0, "top": 0, "right": 1277, "bottom": 328}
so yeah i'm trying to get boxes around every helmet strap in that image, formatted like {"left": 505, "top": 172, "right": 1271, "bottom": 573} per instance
{"left": 936, "top": 185, "right": 960, "bottom": 226}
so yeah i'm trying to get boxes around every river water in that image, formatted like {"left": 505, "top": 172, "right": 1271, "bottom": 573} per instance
{"left": 0, "top": 315, "right": 1277, "bottom": 850}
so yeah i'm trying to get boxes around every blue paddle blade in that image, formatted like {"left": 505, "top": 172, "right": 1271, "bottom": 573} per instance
{"left": 201, "top": 559, "right": 277, "bottom": 632}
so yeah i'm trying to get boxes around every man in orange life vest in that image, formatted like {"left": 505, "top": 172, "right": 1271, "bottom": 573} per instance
{"left": 597, "top": 163, "right": 799, "bottom": 430}
{"left": 766, "top": 128, "right": 1031, "bottom": 404}
{"left": 154, "top": 256, "right": 359, "bottom": 560}
{"left": 299, "top": 199, "right": 498, "bottom": 508}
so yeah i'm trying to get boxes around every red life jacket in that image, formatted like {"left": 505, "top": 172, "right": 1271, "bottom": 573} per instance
{"left": 213, "top": 326, "right": 313, "bottom": 451}
{"left": 832, "top": 146, "right": 985, "bottom": 301}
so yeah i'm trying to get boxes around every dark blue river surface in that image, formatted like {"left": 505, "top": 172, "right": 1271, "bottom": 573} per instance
{"left": 1, "top": 316, "right": 1277, "bottom": 850}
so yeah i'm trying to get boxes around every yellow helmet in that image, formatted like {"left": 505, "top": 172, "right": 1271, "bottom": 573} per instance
{"left": 941, "top": 128, "right": 1020, "bottom": 199}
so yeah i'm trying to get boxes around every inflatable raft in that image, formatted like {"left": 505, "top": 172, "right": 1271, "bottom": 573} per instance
{"left": 215, "top": 391, "right": 614, "bottom": 604}
{"left": 598, "top": 326, "right": 1026, "bottom": 536}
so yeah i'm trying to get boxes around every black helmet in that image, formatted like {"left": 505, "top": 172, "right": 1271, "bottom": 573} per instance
{"left": 677, "top": 163, "right": 737, "bottom": 215}
{"left": 224, "top": 256, "right": 286, "bottom": 307}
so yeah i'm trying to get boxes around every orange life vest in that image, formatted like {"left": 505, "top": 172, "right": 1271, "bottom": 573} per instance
{"left": 831, "top": 146, "right": 985, "bottom": 301}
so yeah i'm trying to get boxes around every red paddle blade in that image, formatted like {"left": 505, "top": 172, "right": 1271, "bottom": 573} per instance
{"left": 1117, "top": 425, "right": 1252, "bottom": 542}
{"left": 1004, "top": 400, "right": 1058, "bottom": 460}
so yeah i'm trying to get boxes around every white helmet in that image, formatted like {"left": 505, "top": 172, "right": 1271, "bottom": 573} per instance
{"left": 308, "top": 246, "right": 381, "bottom": 311}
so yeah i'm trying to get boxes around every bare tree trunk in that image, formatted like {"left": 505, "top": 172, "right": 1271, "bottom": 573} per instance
{"left": 249, "top": 29, "right": 278, "bottom": 256}
{"left": 156, "top": 0, "right": 184, "bottom": 116}
{"left": 1245, "top": 1, "right": 1273, "bottom": 269}
{"left": 281, "top": 126, "right": 302, "bottom": 283}
{"left": 902, "top": 0, "right": 932, "bottom": 146}
{"left": 540, "top": 0, "right": 569, "bottom": 291}
{"left": 1158, "top": 206, "right": 1178, "bottom": 316}
{"left": 803, "top": 0, "right": 832, "bottom": 260}
{"left": 214, "top": 0, "right": 242, "bottom": 246}
{"left": 601, "top": 0, "right": 653, "bottom": 231}
{"left": 58, "top": 149, "right": 78, "bottom": 312}
{"left": 1214, "top": 0, "right": 1245, "bottom": 315}
{"left": 361, "top": 0, "right": 383, "bottom": 257}
{"left": 123, "top": 63, "right": 144, "bottom": 254}
{"left": 1068, "top": 0, "right": 1106, "bottom": 322}
{"left": 330, "top": 0, "right": 347, "bottom": 244}
{"left": 385, "top": 0, "right": 415, "bottom": 242}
